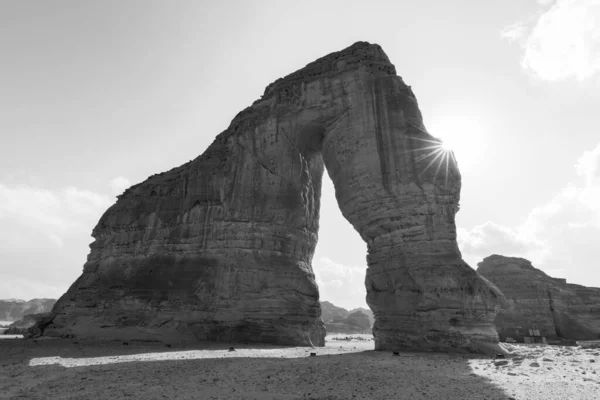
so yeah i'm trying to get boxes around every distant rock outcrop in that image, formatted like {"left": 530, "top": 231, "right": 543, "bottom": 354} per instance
{"left": 34, "top": 41, "right": 503, "bottom": 353}
{"left": 320, "top": 301, "right": 373, "bottom": 333}
{"left": 4, "top": 313, "right": 54, "bottom": 335}
{"left": 320, "top": 301, "right": 350, "bottom": 322}
{"left": 346, "top": 310, "right": 372, "bottom": 331}
{"left": 477, "top": 255, "right": 600, "bottom": 342}
{"left": 0, "top": 299, "right": 55, "bottom": 322}
{"left": 349, "top": 307, "right": 375, "bottom": 327}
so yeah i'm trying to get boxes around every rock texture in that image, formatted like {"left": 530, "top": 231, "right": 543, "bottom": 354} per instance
{"left": 477, "top": 255, "right": 600, "bottom": 342}
{"left": 38, "top": 41, "right": 503, "bottom": 352}
{"left": 4, "top": 312, "right": 54, "bottom": 336}
{"left": 0, "top": 299, "right": 55, "bottom": 322}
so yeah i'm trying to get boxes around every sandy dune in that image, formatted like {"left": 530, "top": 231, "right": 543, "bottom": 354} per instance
{"left": 1, "top": 335, "right": 598, "bottom": 399}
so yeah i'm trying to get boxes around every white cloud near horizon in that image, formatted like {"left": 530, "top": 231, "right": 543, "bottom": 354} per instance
{"left": 459, "top": 141, "right": 600, "bottom": 285}
{"left": 458, "top": 221, "right": 548, "bottom": 264}
{"left": 0, "top": 179, "right": 128, "bottom": 299}
{"left": 0, "top": 184, "right": 113, "bottom": 247}
{"left": 0, "top": 273, "right": 66, "bottom": 301}
{"left": 312, "top": 257, "right": 367, "bottom": 310}
{"left": 502, "top": 0, "right": 600, "bottom": 81}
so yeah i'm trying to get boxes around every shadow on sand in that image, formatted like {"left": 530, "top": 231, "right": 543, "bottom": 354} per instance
{"left": 1, "top": 338, "right": 511, "bottom": 400}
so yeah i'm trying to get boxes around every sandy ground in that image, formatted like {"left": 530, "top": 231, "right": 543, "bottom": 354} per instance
{"left": 0, "top": 334, "right": 598, "bottom": 399}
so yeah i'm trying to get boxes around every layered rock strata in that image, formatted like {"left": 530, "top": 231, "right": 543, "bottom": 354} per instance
{"left": 39, "top": 42, "right": 504, "bottom": 352}
{"left": 478, "top": 255, "right": 600, "bottom": 342}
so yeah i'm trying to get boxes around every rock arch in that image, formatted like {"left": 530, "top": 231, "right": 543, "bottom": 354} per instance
{"left": 42, "top": 42, "right": 504, "bottom": 352}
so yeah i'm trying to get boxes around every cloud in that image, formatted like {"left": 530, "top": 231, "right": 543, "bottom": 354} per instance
{"left": 502, "top": 23, "right": 529, "bottom": 41}
{"left": 575, "top": 142, "right": 600, "bottom": 186}
{"left": 460, "top": 142, "right": 600, "bottom": 286}
{"left": 312, "top": 257, "right": 367, "bottom": 309}
{"left": 0, "top": 273, "right": 66, "bottom": 301}
{"left": 503, "top": 0, "right": 600, "bottom": 81}
{"left": 0, "top": 184, "right": 113, "bottom": 247}
{"left": 109, "top": 176, "right": 131, "bottom": 196}
{"left": 0, "top": 180, "right": 122, "bottom": 299}
{"left": 458, "top": 221, "right": 547, "bottom": 264}
{"left": 64, "top": 186, "right": 114, "bottom": 215}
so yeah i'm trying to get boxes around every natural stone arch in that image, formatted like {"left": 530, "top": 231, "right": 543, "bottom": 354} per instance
{"left": 41, "top": 42, "right": 504, "bottom": 352}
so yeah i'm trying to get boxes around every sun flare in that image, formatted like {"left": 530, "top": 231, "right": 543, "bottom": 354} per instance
{"left": 426, "top": 115, "right": 487, "bottom": 172}
{"left": 440, "top": 140, "right": 454, "bottom": 152}
{"left": 405, "top": 136, "right": 456, "bottom": 187}
{"left": 405, "top": 114, "right": 487, "bottom": 183}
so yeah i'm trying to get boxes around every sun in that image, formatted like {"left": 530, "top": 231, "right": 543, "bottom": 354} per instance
{"left": 440, "top": 140, "right": 454, "bottom": 152}
{"left": 406, "top": 114, "right": 487, "bottom": 181}
{"left": 426, "top": 115, "right": 488, "bottom": 172}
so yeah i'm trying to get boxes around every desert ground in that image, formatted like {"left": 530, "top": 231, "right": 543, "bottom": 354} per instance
{"left": 1, "top": 334, "right": 599, "bottom": 400}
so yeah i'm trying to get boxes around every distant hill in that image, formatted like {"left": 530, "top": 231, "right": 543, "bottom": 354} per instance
{"left": 320, "top": 301, "right": 374, "bottom": 334}
{"left": 349, "top": 307, "right": 375, "bottom": 326}
{"left": 0, "top": 298, "right": 56, "bottom": 322}
{"left": 1, "top": 298, "right": 371, "bottom": 333}
{"left": 320, "top": 301, "right": 350, "bottom": 321}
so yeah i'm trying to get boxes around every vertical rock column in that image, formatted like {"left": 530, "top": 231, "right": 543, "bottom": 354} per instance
{"left": 322, "top": 71, "right": 504, "bottom": 353}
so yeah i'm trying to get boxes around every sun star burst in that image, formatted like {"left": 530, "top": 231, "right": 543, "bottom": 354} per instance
{"left": 409, "top": 135, "right": 457, "bottom": 185}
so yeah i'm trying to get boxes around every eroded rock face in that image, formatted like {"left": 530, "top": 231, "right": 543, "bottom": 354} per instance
{"left": 477, "top": 255, "right": 600, "bottom": 342}
{"left": 40, "top": 42, "right": 503, "bottom": 352}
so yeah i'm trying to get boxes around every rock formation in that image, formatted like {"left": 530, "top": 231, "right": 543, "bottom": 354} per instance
{"left": 37, "top": 41, "right": 504, "bottom": 352}
{"left": 320, "top": 301, "right": 374, "bottom": 333}
{"left": 320, "top": 301, "right": 351, "bottom": 323}
{"left": 0, "top": 299, "right": 55, "bottom": 322}
{"left": 346, "top": 310, "right": 372, "bottom": 331}
{"left": 4, "top": 312, "right": 54, "bottom": 335}
{"left": 349, "top": 307, "right": 375, "bottom": 327}
{"left": 477, "top": 255, "right": 600, "bottom": 342}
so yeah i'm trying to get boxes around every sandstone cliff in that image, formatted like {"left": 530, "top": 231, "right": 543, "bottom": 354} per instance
{"left": 38, "top": 42, "right": 503, "bottom": 352}
{"left": 0, "top": 299, "right": 55, "bottom": 322}
{"left": 477, "top": 255, "right": 600, "bottom": 342}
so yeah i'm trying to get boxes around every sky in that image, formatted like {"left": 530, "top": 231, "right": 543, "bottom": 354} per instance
{"left": 1, "top": 0, "right": 599, "bottom": 309}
